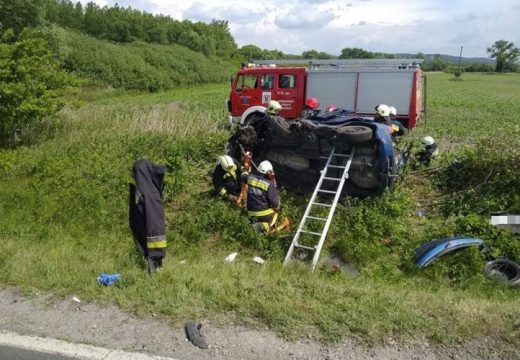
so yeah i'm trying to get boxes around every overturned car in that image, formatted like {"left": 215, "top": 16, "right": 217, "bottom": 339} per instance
{"left": 226, "top": 110, "right": 407, "bottom": 197}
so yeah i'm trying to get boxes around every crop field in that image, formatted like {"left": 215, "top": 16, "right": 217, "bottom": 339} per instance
{"left": 0, "top": 73, "right": 519, "bottom": 345}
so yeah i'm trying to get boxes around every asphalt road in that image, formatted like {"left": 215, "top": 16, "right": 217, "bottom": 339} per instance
{"left": 0, "top": 345, "right": 77, "bottom": 360}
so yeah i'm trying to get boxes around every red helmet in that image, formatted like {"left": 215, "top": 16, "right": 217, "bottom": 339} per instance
{"left": 305, "top": 97, "right": 320, "bottom": 109}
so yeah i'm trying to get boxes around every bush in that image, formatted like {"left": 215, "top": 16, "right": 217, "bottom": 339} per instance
{"left": 0, "top": 28, "right": 69, "bottom": 146}
{"left": 45, "top": 25, "right": 234, "bottom": 91}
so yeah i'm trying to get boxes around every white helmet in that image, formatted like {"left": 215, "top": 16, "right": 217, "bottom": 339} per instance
{"left": 217, "top": 155, "right": 235, "bottom": 171}
{"left": 267, "top": 100, "right": 282, "bottom": 115}
{"left": 375, "top": 104, "right": 391, "bottom": 117}
{"left": 257, "top": 160, "right": 274, "bottom": 175}
{"left": 389, "top": 106, "right": 397, "bottom": 116}
{"left": 421, "top": 136, "right": 435, "bottom": 146}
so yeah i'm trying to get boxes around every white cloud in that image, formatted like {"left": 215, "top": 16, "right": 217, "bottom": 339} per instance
{"left": 183, "top": 2, "right": 264, "bottom": 24}
{"left": 274, "top": 6, "right": 336, "bottom": 29}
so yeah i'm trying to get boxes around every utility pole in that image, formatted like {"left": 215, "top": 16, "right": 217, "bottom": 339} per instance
{"left": 458, "top": 46, "right": 463, "bottom": 69}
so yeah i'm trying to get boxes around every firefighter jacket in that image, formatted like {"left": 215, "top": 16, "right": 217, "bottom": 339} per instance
{"left": 246, "top": 173, "right": 280, "bottom": 218}
{"left": 129, "top": 159, "right": 167, "bottom": 260}
{"left": 212, "top": 157, "right": 242, "bottom": 196}
{"left": 417, "top": 143, "right": 439, "bottom": 166}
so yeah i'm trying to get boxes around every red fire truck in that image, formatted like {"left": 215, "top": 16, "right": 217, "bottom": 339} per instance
{"left": 227, "top": 59, "right": 425, "bottom": 128}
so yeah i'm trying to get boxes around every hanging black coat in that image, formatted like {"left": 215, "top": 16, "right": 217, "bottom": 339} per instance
{"left": 129, "top": 159, "right": 167, "bottom": 260}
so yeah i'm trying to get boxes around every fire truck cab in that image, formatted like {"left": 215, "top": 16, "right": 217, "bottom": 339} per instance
{"left": 227, "top": 59, "right": 425, "bottom": 128}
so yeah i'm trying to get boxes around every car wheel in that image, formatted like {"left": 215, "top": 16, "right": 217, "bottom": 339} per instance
{"left": 267, "top": 116, "right": 293, "bottom": 136}
{"left": 244, "top": 112, "right": 264, "bottom": 126}
{"left": 484, "top": 258, "right": 520, "bottom": 286}
{"left": 337, "top": 125, "right": 373, "bottom": 143}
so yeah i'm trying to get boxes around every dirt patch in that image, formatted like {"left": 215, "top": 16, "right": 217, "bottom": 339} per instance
{"left": 0, "top": 287, "right": 516, "bottom": 360}
{"left": 168, "top": 101, "right": 183, "bottom": 111}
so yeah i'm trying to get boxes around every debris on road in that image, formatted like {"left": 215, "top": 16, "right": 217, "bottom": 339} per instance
{"left": 252, "top": 256, "right": 265, "bottom": 264}
{"left": 225, "top": 252, "right": 238, "bottom": 263}
{"left": 184, "top": 322, "right": 208, "bottom": 349}
{"left": 97, "top": 273, "right": 121, "bottom": 286}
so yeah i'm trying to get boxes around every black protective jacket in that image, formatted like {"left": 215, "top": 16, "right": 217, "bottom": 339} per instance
{"left": 417, "top": 143, "right": 439, "bottom": 166}
{"left": 246, "top": 173, "right": 280, "bottom": 218}
{"left": 129, "top": 159, "right": 167, "bottom": 260}
{"left": 212, "top": 157, "right": 242, "bottom": 196}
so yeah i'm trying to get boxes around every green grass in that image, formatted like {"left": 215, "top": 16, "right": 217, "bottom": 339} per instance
{"left": 1, "top": 73, "right": 520, "bottom": 345}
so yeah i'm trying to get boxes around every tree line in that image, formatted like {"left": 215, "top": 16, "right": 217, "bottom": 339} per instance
{"left": 1, "top": 0, "right": 238, "bottom": 59}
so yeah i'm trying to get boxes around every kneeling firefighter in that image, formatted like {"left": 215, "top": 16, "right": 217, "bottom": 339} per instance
{"left": 246, "top": 160, "right": 282, "bottom": 232}
{"left": 416, "top": 136, "right": 439, "bottom": 166}
{"left": 212, "top": 155, "right": 244, "bottom": 200}
{"left": 129, "top": 159, "right": 167, "bottom": 272}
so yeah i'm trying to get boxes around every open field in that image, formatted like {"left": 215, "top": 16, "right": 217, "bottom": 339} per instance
{"left": 0, "top": 73, "right": 519, "bottom": 346}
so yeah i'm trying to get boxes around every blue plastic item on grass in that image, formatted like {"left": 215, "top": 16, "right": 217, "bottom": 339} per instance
{"left": 97, "top": 273, "right": 121, "bottom": 286}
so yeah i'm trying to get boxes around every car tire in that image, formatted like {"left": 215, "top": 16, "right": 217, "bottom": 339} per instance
{"left": 484, "top": 258, "right": 520, "bottom": 286}
{"left": 336, "top": 125, "right": 373, "bottom": 143}
{"left": 267, "top": 116, "right": 293, "bottom": 136}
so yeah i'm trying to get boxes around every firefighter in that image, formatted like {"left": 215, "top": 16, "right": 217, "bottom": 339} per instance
{"left": 213, "top": 155, "right": 242, "bottom": 200}
{"left": 246, "top": 160, "right": 281, "bottom": 232}
{"left": 388, "top": 106, "right": 405, "bottom": 137}
{"left": 266, "top": 99, "right": 283, "bottom": 118}
{"left": 302, "top": 97, "right": 320, "bottom": 118}
{"left": 416, "top": 136, "right": 439, "bottom": 166}
{"left": 374, "top": 104, "right": 393, "bottom": 126}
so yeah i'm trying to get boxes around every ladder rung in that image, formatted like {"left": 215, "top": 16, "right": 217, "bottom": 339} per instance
{"left": 305, "top": 216, "right": 327, "bottom": 221}
{"left": 294, "top": 244, "right": 316, "bottom": 251}
{"left": 327, "top": 165, "right": 346, "bottom": 169}
{"left": 332, "top": 153, "right": 351, "bottom": 158}
{"left": 299, "top": 230, "right": 323, "bottom": 236}
{"left": 311, "top": 202, "right": 331, "bottom": 207}
{"left": 323, "top": 177, "right": 341, "bottom": 181}
{"left": 317, "top": 189, "right": 336, "bottom": 194}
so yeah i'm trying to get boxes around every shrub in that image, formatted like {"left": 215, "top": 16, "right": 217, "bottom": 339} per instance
{"left": 0, "top": 28, "right": 69, "bottom": 146}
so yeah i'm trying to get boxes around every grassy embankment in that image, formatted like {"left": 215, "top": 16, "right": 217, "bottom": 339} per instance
{"left": 0, "top": 73, "right": 519, "bottom": 345}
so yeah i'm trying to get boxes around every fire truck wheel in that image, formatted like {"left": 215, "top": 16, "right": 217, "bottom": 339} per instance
{"left": 337, "top": 125, "right": 373, "bottom": 143}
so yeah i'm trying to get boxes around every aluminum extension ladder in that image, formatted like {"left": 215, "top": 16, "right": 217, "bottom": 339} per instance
{"left": 283, "top": 147, "right": 356, "bottom": 271}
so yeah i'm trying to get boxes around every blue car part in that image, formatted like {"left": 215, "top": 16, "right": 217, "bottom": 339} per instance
{"left": 413, "top": 237, "right": 484, "bottom": 268}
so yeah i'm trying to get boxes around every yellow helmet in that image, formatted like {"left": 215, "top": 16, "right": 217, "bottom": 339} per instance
{"left": 267, "top": 100, "right": 282, "bottom": 115}
{"left": 217, "top": 155, "right": 235, "bottom": 171}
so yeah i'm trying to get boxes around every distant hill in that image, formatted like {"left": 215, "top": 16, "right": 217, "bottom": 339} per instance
{"left": 398, "top": 53, "right": 495, "bottom": 65}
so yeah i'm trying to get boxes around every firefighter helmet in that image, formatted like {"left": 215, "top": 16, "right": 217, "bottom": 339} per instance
{"left": 325, "top": 104, "right": 338, "bottom": 112}
{"left": 257, "top": 160, "right": 274, "bottom": 175}
{"left": 305, "top": 97, "right": 320, "bottom": 109}
{"left": 267, "top": 100, "right": 282, "bottom": 115}
{"left": 421, "top": 136, "right": 435, "bottom": 146}
{"left": 375, "top": 104, "right": 391, "bottom": 117}
{"left": 217, "top": 155, "right": 235, "bottom": 171}
{"left": 389, "top": 106, "right": 397, "bottom": 116}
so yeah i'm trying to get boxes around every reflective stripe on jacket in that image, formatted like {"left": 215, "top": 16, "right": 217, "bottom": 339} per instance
{"left": 246, "top": 174, "right": 280, "bottom": 217}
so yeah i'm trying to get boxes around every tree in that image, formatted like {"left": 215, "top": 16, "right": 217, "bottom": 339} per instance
{"left": 239, "top": 44, "right": 263, "bottom": 61}
{"left": 0, "top": 0, "right": 43, "bottom": 34}
{"left": 339, "top": 47, "right": 374, "bottom": 59}
{"left": 487, "top": 40, "right": 520, "bottom": 73}
{"left": 302, "top": 49, "right": 319, "bottom": 59}
{"left": 0, "top": 28, "right": 69, "bottom": 146}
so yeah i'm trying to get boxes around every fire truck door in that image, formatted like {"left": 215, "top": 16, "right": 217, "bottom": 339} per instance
{"left": 234, "top": 74, "right": 261, "bottom": 114}
{"left": 275, "top": 73, "right": 300, "bottom": 118}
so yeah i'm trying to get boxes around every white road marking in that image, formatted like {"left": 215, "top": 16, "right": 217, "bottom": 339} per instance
{"left": 0, "top": 330, "right": 178, "bottom": 360}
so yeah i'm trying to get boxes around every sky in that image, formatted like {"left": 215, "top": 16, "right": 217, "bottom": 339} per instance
{"left": 81, "top": 0, "right": 520, "bottom": 58}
